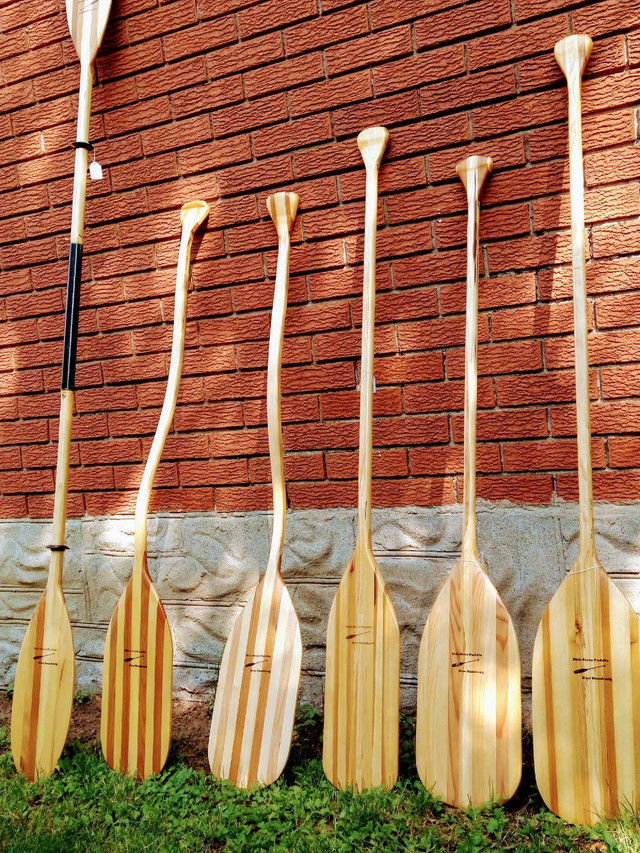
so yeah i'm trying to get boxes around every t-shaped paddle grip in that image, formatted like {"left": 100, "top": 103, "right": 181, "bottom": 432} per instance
{"left": 455, "top": 155, "right": 493, "bottom": 195}
{"left": 357, "top": 126, "right": 389, "bottom": 169}
{"left": 266, "top": 192, "right": 300, "bottom": 239}
{"left": 555, "top": 34, "right": 593, "bottom": 79}
{"left": 180, "top": 200, "right": 210, "bottom": 233}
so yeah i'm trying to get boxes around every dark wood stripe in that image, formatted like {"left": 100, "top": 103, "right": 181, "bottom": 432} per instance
{"left": 120, "top": 580, "right": 132, "bottom": 772}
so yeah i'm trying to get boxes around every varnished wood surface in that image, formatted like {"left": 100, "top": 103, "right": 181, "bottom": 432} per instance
{"left": 416, "top": 156, "right": 521, "bottom": 808}
{"left": 208, "top": 192, "right": 302, "bottom": 788}
{"left": 66, "top": 0, "right": 113, "bottom": 65}
{"left": 323, "top": 128, "right": 400, "bottom": 792}
{"left": 101, "top": 201, "right": 209, "bottom": 779}
{"left": 532, "top": 34, "right": 640, "bottom": 826}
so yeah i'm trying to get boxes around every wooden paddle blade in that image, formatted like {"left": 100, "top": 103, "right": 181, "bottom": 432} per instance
{"left": 208, "top": 574, "right": 302, "bottom": 788}
{"left": 416, "top": 559, "right": 521, "bottom": 807}
{"left": 323, "top": 544, "right": 400, "bottom": 791}
{"left": 101, "top": 564, "right": 173, "bottom": 779}
{"left": 532, "top": 567, "right": 640, "bottom": 826}
{"left": 11, "top": 585, "right": 74, "bottom": 781}
{"left": 66, "top": 0, "right": 113, "bottom": 66}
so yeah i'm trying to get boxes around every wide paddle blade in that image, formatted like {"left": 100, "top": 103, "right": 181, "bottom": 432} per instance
{"left": 208, "top": 574, "right": 302, "bottom": 787}
{"left": 101, "top": 565, "right": 173, "bottom": 778}
{"left": 11, "top": 585, "right": 74, "bottom": 781}
{"left": 66, "top": 0, "right": 113, "bottom": 65}
{"left": 323, "top": 543, "right": 400, "bottom": 791}
{"left": 416, "top": 558, "right": 521, "bottom": 806}
{"left": 533, "top": 566, "right": 640, "bottom": 826}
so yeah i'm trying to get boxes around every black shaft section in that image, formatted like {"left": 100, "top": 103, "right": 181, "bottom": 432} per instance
{"left": 61, "top": 241, "right": 83, "bottom": 391}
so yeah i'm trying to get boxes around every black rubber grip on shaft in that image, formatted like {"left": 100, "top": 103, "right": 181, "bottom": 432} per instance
{"left": 61, "top": 241, "right": 83, "bottom": 391}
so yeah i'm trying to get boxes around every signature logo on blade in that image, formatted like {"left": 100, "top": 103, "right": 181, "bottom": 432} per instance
{"left": 345, "top": 625, "right": 374, "bottom": 644}
{"left": 124, "top": 649, "right": 147, "bottom": 669}
{"left": 33, "top": 647, "right": 58, "bottom": 665}
{"left": 451, "top": 652, "right": 484, "bottom": 674}
{"left": 245, "top": 655, "right": 271, "bottom": 673}
{"left": 573, "top": 657, "right": 612, "bottom": 681}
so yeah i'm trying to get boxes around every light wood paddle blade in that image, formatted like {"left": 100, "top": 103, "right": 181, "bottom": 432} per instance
{"left": 101, "top": 201, "right": 208, "bottom": 778}
{"left": 532, "top": 34, "right": 640, "bottom": 826}
{"left": 416, "top": 154, "right": 521, "bottom": 807}
{"left": 66, "top": 0, "right": 113, "bottom": 66}
{"left": 533, "top": 566, "right": 640, "bottom": 826}
{"left": 208, "top": 192, "right": 302, "bottom": 788}
{"left": 416, "top": 558, "right": 521, "bottom": 806}
{"left": 323, "top": 542, "right": 400, "bottom": 791}
{"left": 11, "top": 583, "right": 74, "bottom": 781}
{"left": 208, "top": 574, "right": 302, "bottom": 787}
{"left": 323, "top": 127, "right": 400, "bottom": 792}
{"left": 101, "top": 564, "right": 173, "bottom": 778}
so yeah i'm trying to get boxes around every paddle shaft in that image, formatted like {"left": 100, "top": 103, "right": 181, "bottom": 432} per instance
{"left": 356, "top": 128, "right": 389, "bottom": 545}
{"left": 457, "top": 157, "right": 492, "bottom": 562}
{"left": 557, "top": 35, "right": 596, "bottom": 568}
{"left": 265, "top": 193, "right": 298, "bottom": 583}
{"left": 132, "top": 203, "right": 209, "bottom": 578}
{"left": 47, "top": 57, "right": 93, "bottom": 590}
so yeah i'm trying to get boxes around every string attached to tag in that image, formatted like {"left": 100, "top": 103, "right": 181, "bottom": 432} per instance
{"left": 89, "top": 150, "right": 103, "bottom": 180}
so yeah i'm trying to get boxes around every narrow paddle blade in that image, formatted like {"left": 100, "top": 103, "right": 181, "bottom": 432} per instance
{"left": 208, "top": 573, "right": 302, "bottom": 787}
{"left": 323, "top": 543, "right": 400, "bottom": 791}
{"left": 532, "top": 566, "right": 640, "bottom": 826}
{"left": 416, "top": 558, "right": 521, "bottom": 807}
{"left": 101, "top": 563, "right": 173, "bottom": 779}
{"left": 11, "top": 585, "right": 74, "bottom": 781}
{"left": 66, "top": 0, "right": 112, "bottom": 65}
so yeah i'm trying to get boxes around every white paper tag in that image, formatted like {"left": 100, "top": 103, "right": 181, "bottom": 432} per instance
{"left": 89, "top": 159, "right": 103, "bottom": 180}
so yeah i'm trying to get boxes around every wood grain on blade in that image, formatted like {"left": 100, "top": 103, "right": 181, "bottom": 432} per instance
{"left": 323, "top": 544, "right": 400, "bottom": 792}
{"left": 66, "top": 0, "right": 112, "bottom": 64}
{"left": 11, "top": 586, "right": 74, "bottom": 781}
{"left": 416, "top": 558, "right": 521, "bottom": 806}
{"left": 208, "top": 574, "right": 302, "bottom": 788}
{"left": 532, "top": 566, "right": 640, "bottom": 826}
{"left": 101, "top": 558, "right": 172, "bottom": 779}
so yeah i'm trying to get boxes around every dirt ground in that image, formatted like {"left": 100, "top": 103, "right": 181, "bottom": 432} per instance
{"left": 0, "top": 693, "right": 213, "bottom": 773}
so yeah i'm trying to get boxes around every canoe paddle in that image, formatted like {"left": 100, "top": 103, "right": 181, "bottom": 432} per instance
{"left": 10, "top": 0, "right": 113, "bottom": 782}
{"left": 322, "top": 127, "right": 400, "bottom": 792}
{"left": 416, "top": 156, "right": 521, "bottom": 808}
{"left": 532, "top": 34, "right": 640, "bottom": 826}
{"left": 101, "top": 201, "right": 209, "bottom": 779}
{"left": 208, "top": 192, "right": 302, "bottom": 788}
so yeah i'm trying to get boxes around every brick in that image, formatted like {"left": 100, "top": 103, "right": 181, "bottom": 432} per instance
{"left": 441, "top": 273, "right": 536, "bottom": 315}
{"left": 404, "top": 377, "right": 495, "bottom": 414}
{"left": 415, "top": 0, "right": 512, "bottom": 49}
{"left": 545, "top": 328, "right": 640, "bottom": 368}
{"left": 398, "top": 314, "right": 490, "bottom": 352}
{"left": 97, "top": 39, "right": 164, "bottom": 82}
{"left": 492, "top": 300, "right": 577, "bottom": 341}
{"left": 244, "top": 394, "right": 319, "bottom": 426}
{"left": 370, "top": 0, "right": 458, "bottom": 30}
{"left": 487, "top": 232, "right": 572, "bottom": 274}
{"left": 601, "top": 364, "right": 640, "bottom": 400}
{"left": 502, "top": 438, "right": 605, "bottom": 472}
{"left": 557, "top": 470, "right": 640, "bottom": 502}
{"left": 326, "top": 447, "right": 407, "bottom": 480}
{"left": 289, "top": 71, "right": 372, "bottom": 118}
{"left": 466, "top": 13, "right": 569, "bottom": 72}
{"left": 529, "top": 108, "right": 634, "bottom": 163}
{"left": 314, "top": 324, "right": 396, "bottom": 362}
{"left": 374, "top": 44, "right": 465, "bottom": 98}
{"left": 326, "top": 25, "right": 412, "bottom": 77}
{"left": 447, "top": 339, "right": 544, "bottom": 378}
{"left": 573, "top": 0, "right": 639, "bottom": 37}
{"left": 238, "top": 0, "right": 316, "bottom": 39}
{"left": 286, "top": 5, "right": 369, "bottom": 56}
{"left": 452, "top": 409, "right": 548, "bottom": 442}
{"left": 320, "top": 387, "right": 402, "bottom": 420}
{"left": 410, "top": 444, "right": 502, "bottom": 476}
{"left": 250, "top": 452, "right": 325, "bottom": 483}
{"left": 435, "top": 202, "right": 531, "bottom": 249}
{"left": 534, "top": 183, "right": 640, "bottom": 232}
{"left": 497, "top": 370, "right": 597, "bottom": 407}
{"left": 475, "top": 474, "right": 553, "bottom": 504}
{"left": 253, "top": 113, "right": 332, "bottom": 159}
{"left": 429, "top": 135, "right": 526, "bottom": 184}
{"left": 592, "top": 221, "right": 640, "bottom": 259}
{"left": 163, "top": 15, "right": 237, "bottom": 63}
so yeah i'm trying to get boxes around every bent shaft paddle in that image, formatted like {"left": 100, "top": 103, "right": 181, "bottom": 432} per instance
{"left": 10, "top": 0, "right": 112, "bottom": 782}
{"left": 532, "top": 34, "right": 640, "bottom": 826}
{"left": 322, "top": 127, "right": 400, "bottom": 792}
{"left": 208, "top": 192, "right": 302, "bottom": 788}
{"left": 101, "top": 201, "right": 209, "bottom": 779}
{"left": 416, "top": 156, "right": 521, "bottom": 808}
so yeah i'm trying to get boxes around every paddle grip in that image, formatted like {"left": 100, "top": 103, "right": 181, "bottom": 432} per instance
{"left": 61, "top": 242, "right": 83, "bottom": 391}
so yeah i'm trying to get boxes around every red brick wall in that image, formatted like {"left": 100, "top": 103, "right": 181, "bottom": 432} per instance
{"left": 0, "top": 0, "right": 639, "bottom": 518}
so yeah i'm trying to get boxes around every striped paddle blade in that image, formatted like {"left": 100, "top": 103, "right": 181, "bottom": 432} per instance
{"left": 533, "top": 566, "right": 640, "bottom": 826}
{"left": 322, "top": 543, "right": 400, "bottom": 791}
{"left": 11, "top": 585, "right": 74, "bottom": 781}
{"left": 101, "top": 558, "right": 173, "bottom": 778}
{"left": 416, "top": 557, "right": 521, "bottom": 807}
{"left": 208, "top": 573, "right": 302, "bottom": 788}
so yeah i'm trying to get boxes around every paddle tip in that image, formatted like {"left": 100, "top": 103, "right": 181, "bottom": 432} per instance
{"left": 266, "top": 191, "right": 299, "bottom": 237}
{"left": 554, "top": 34, "right": 593, "bottom": 79}
{"left": 357, "top": 126, "right": 390, "bottom": 168}
{"left": 455, "top": 155, "right": 493, "bottom": 193}
{"left": 180, "top": 200, "right": 210, "bottom": 231}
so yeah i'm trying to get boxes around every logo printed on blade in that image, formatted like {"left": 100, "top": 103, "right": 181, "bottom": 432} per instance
{"left": 244, "top": 654, "right": 272, "bottom": 673}
{"left": 124, "top": 649, "right": 147, "bottom": 669}
{"left": 345, "top": 625, "right": 374, "bottom": 644}
{"left": 451, "top": 652, "right": 484, "bottom": 674}
{"left": 573, "top": 657, "right": 612, "bottom": 681}
{"left": 33, "top": 647, "right": 58, "bottom": 665}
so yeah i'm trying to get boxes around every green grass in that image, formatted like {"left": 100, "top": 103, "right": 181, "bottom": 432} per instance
{"left": 0, "top": 707, "right": 633, "bottom": 853}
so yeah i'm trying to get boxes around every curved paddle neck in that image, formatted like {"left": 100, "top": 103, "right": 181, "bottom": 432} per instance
{"left": 132, "top": 201, "right": 209, "bottom": 580}
{"left": 265, "top": 193, "right": 298, "bottom": 583}
{"left": 456, "top": 155, "right": 492, "bottom": 563}
{"left": 356, "top": 127, "right": 389, "bottom": 548}
{"left": 556, "top": 34, "right": 597, "bottom": 568}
